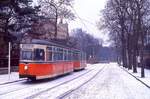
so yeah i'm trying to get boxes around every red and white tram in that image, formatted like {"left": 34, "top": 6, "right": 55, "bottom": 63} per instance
{"left": 73, "top": 51, "right": 86, "bottom": 71}
{"left": 19, "top": 40, "right": 86, "bottom": 80}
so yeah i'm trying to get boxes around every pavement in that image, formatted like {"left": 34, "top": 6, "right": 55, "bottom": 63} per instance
{"left": 121, "top": 66, "right": 150, "bottom": 88}
{"left": 0, "top": 72, "right": 25, "bottom": 85}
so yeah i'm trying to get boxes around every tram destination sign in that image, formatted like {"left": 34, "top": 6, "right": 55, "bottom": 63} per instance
{"left": 21, "top": 44, "right": 33, "bottom": 49}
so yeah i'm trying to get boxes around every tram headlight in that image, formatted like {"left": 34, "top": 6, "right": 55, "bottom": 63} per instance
{"left": 24, "top": 65, "right": 28, "bottom": 70}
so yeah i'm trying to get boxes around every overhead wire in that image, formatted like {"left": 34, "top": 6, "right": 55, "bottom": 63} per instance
{"left": 69, "top": 3, "right": 96, "bottom": 34}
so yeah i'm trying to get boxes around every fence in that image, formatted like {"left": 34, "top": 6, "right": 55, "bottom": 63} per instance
{"left": 0, "top": 58, "right": 19, "bottom": 74}
{"left": 0, "top": 58, "right": 19, "bottom": 67}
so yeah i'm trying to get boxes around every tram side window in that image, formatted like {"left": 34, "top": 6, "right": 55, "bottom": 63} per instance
{"left": 53, "top": 47, "right": 62, "bottom": 61}
{"left": 74, "top": 52, "right": 78, "bottom": 61}
{"left": 80, "top": 52, "right": 82, "bottom": 60}
{"left": 64, "top": 50, "right": 68, "bottom": 60}
{"left": 22, "top": 51, "right": 32, "bottom": 60}
{"left": 79, "top": 52, "right": 81, "bottom": 60}
{"left": 47, "top": 47, "right": 53, "bottom": 61}
{"left": 49, "top": 52, "right": 52, "bottom": 61}
{"left": 68, "top": 50, "right": 72, "bottom": 61}
{"left": 53, "top": 48, "right": 58, "bottom": 61}
{"left": 34, "top": 49, "right": 45, "bottom": 61}
{"left": 53, "top": 47, "right": 57, "bottom": 61}
{"left": 54, "top": 52, "right": 62, "bottom": 61}
{"left": 58, "top": 48, "right": 63, "bottom": 60}
{"left": 53, "top": 52, "right": 56, "bottom": 61}
{"left": 59, "top": 51, "right": 63, "bottom": 60}
{"left": 71, "top": 51, "right": 74, "bottom": 60}
{"left": 47, "top": 51, "right": 52, "bottom": 61}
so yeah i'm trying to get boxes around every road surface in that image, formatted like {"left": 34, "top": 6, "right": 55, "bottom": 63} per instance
{"left": 0, "top": 63, "right": 150, "bottom": 99}
{"left": 63, "top": 63, "right": 150, "bottom": 99}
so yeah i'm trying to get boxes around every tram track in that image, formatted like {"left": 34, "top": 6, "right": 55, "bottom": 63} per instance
{"left": 58, "top": 65, "right": 106, "bottom": 99}
{"left": 0, "top": 68, "right": 93, "bottom": 98}
{"left": 25, "top": 68, "right": 95, "bottom": 99}
{"left": 0, "top": 79, "right": 27, "bottom": 86}
{"left": 0, "top": 80, "right": 32, "bottom": 96}
{"left": 29, "top": 65, "right": 106, "bottom": 99}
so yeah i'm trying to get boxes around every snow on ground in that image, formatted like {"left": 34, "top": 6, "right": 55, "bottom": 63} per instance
{"left": 0, "top": 64, "right": 105, "bottom": 99}
{"left": 0, "top": 63, "right": 150, "bottom": 99}
{"left": 63, "top": 63, "right": 150, "bottom": 99}
{"left": 120, "top": 64, "right": 150, "bottom": 87}
{"left": 126, "top": 67, "right": 150, "bottom": 87}
{"left": 0, "top": 72, "right": 23, "bottom": 84}
{"left": 32, "top": 64, "right": 107, "bottom": 99}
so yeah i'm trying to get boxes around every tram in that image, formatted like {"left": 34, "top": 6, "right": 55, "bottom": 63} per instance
{"left": 19, "top": 39, "right": 86, "bottom": 80}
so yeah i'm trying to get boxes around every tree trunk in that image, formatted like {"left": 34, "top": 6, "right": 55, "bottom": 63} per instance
{"left": 140, "top": 33, "right": 145, "bottom": 77}
{"left": 122, "top": 42, "right": 127, "bottom": 68}
{"left": 133, "top": 38, "right": 137, "bottom": 73}
{"left": 136, "top": 0, "right": 145, "bottom": 77}
{"left": 127, "top": 35, "right": 132, "bottom": 69}
{"left": 128, "top": 49, "right": 132, "bottom": 69}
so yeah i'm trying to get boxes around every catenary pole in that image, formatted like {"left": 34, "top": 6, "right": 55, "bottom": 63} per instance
{"left": 8, "top": 42, "right": 11, "bottom": 79}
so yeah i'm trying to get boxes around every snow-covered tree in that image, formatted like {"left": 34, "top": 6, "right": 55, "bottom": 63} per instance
{"left": 38, "top": 0, "right": 75, "bottom": 38}
{"left": 0, "top": 0, "right": 40, "bottom": 58}
{"left": 0, "top": 0, "right": 40, "bottom": 43}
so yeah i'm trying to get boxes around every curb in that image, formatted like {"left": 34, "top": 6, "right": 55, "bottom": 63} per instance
{"left": 120, "top": 66, "right": 150, "bottom": 89}
{"left": 0, "top": 79, "right": 26, "bottom": 85}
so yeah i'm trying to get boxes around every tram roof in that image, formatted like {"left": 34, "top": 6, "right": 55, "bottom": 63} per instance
{"left": 23, "top": 39, "right": 80, "bottom": 51}
{"left": 32, "top": 39, "right": 54, "bottom": 45}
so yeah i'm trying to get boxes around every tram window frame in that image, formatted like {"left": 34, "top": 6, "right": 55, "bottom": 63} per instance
{"left": 47, "top": 46, "right": 53, "bottom": 61}
{"left": 34, "top": 48, "right": 45, "bottom": 61}
{"left": 68, "top": 50, "right": 72, "bottom": 61}
{"left": 53, "top": 47, "right": 57, "bottom": 61}
{"left": 73, "top": 51, "right": 78, "bottom": 61}
{"left": 71, "top": 50, "right": 74, "bottom": 60}
{"left": 59, "top": 48, "right": 63, "bottom": 61}
{"left": 81, "top": 52, "right": 82, "bottom": 60}
{"left": 78, "top": 51, "right": 81, "bottom": 61}
{"left": 64, "top": 49, "right": 68, "bottom": 61}
{"left": 57, "top": 47, "right": 61, "bottom": 61}
{"left": 21, "top": 50, "right": 33, "bottom": 60}
{"left": 73, "top": 51, "right": 75, "bottom": 60}
{"left": 53, "top": 47, "right": 63, "bottom": 61}
{"left": 79, "top": 51, "right": 81, "bottom": 60}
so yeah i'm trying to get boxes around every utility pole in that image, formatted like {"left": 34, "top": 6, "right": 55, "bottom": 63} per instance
{"left": 8, "top": 42, "right": 11, "bottom": 79}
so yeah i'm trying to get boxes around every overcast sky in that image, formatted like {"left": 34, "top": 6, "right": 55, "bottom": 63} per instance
{"left": 69, "top": 0, "right": 109, "bottom": 46}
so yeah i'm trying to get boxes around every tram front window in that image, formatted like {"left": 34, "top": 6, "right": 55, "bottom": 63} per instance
{"left": 34, "top": 49, "right": 45, "bottom": 61}
{"left": 22, "top": 51, "right": 32, "bottom": 60}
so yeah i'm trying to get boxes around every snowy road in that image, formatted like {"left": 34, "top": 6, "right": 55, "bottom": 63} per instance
{"left": 0, "top": 64, "right": 105, "bottom": 99}
{"left": 63, "top": 63, "right": 150, "bottom": 99}
{"left": 0, "top": 63, "right": 150, "bottom": 99}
